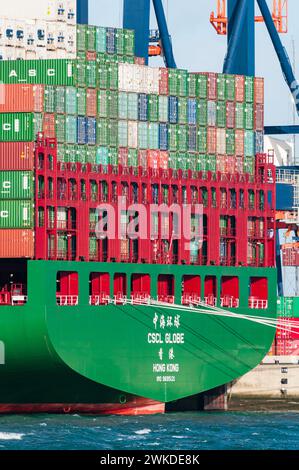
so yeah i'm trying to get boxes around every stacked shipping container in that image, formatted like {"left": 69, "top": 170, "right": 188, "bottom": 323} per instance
{"left": 269, "top": 297, "right": 299, "bottom": 356}
{"left": 0, "top": 21, "right": 275, "bottom": 265}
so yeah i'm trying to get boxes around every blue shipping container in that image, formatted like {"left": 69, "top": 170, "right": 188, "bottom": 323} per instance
{"left": 276, "top": 183, "right": 295, "bottom": 210}
{"left": 138, "top": 93, "right": 148, "bottom": 121}
{"left": 106, "top": 27, "right": 116, "bottom": 54}
{"left": 87, "top": 117, "right": 96, "bottom": 145}
{"left": 169, "top": 96, "right": 178, "bottom": 124}
{"left": 159, "top": 123, "right": 168, "bottom": 150}
{"left": 187, "top": 98, "right": 197, "bottom": 125}
{"left": 188, "top": 125, "right": 197, "bottom": 152}
{"left": 77, "top": 117, "right": 87, "bottom": 144}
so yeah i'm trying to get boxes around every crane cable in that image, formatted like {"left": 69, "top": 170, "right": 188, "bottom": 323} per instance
{"left": 109, "top": 296, "right": 299, "bottom": 336}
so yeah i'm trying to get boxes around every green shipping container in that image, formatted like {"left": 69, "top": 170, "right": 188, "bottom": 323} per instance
{"left": 168, "top": 124, "right": 178, "bottom": 151}
{"left": 197, "top": 127, "right": 207, "bottom": 153}
{"left": 65, "top": 144, "right": 77, "bottom": 163}
{"left": 188, "top": 74, "right": 197, "bottom": 98}
{"left": 177, "top": 125, "right": 188, "bottom": 152}
{"left": 77, "top": 88, "right": 87, "bottom": 115}
{"left": 76, "top": 146, "right": 87, "bottom": 164}
{"left": 65, "top": 115, "right": 77, "bottom": 144}
{"left": 245, "top": 104, "right": 254, "bottom": 130}
{"left": 86, "top": 62, "right": 97, "bottom": 88}
{"left": 244, "top": 156, "right": 255, "bottom": 175}
{"left": 128, "top": 93, "right": 138, "bottom": 120}
{"left": 116, "top": 29, "right": 125, "bottom": 55}
{"left": 55, "top": 87, "right": 66, "bottom": 114}
{"left": 108, "top": 120, "right": 118, "bottom": 147}
{"left": 245, "top": 77, "right": 254, "bottom": 103}
{"left": 158, "top": 95, "right": 168, "bottom": 122}
{"left": 177, "top": 70, "right": 188, "bottom": 97}
{"left": 77, "top": 25, "right": 87, "bottom": 52}
{"left": 0, "top": 113, "right": 33, "bottom": 142}
{"left": 118, "top": 120, "right": 128, "bottom": 147}
{"left": 86, "top": 146, "right": 97, "bottom": 164}
{"left": 197, "top": 100, "right": 207, "bottom": 126}
{"left": 108, "top": 91, "right": 119, "bottom": 119}
{"left": 226, "top": 129, "right": 235, "bottom": 155}
{"left": 138, "top": 122, "right": 148, "bottom": 149}
{"left": 33, "top": 113, "right": 43, "bottom": 137}
{"left": 128, "top": 148, "right": 138, "bottom": 167}
{"left": 216, "top": 102, "right": 226, "bottom": 128}
{"left": 244, "top": 130, "right": 255, "bottom": 157}
{"left": 118, "top": 92, "right": 128, "bottom": 119}
{"left": 225, "top": 75, "right": 236, "bottom": 101}
{"left": 0, "top": 171, "right": 33, "bottom": 199}
{"left": 148, "top": 123, "right": 159, "bottom": 149}
{"left": 98, "top": 90, "right": 108, "bottom": 118}
{"left": 207, "top": 155, "right": 216, "bottom": 172}
{"left": 76, "top": 60, "right": 86, "bottom": 88}
{"left": 0, "top": 200, "right": 33, "bottom": 228}
{"left": 0, "top": 59, "right": 75, "bottom": 85}
{"left": 96, "top": 27, "right": 107, "bottom": 53}
{"left": 148, "top": 95, "right": 159, "bottom": 122}
{"left": 44, "top": 86, "right": 56, "bottom": 113}
{"left": 97, "top": 119, "right": 108, "bottom": 146}
{"left": 178, "top": 97, "right": 188, "bottom": 124}
{"left": 124, "top": 30, "right": 135, "bottom": 56}
{"left": 217, "top": 75, "right": 226, "bottom": 101}
{"left": 108, "top": 63, "right": 119, "bottom": 90}
{"left": 56, "top": 114, "right": 66, "bottom": 143}
{"left": 196, "top": 74, "right": 208, "bottom": 99}
{"left": 87, "top": 26, "right": 96, "bottom": 52}
{"left": 57, "top": 144, "right": 66, "bottom": 163}
{"left": 65, "top": 87, "right": 77, "bottom": 114}
{"left": 168, "top": 69, "right": 178, "bottom": 96}
{"left": 109, "top": 148, "right": 118, "bottom": 166}
{"left": 97, "top": 63, "right": 109, "bottom": 89}
{"left": 235, "top": 102, "right": 245, "bottom": 129}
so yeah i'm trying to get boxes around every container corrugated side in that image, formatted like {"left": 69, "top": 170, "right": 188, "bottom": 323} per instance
{"left": 0, "top": 142, "right": 35, "bottom": 170}
{"left": 0, "top": 59, "right": 76, "bottom": 86}
{"left": 0, "top": 229, "right": 34, "bottom": 258}
{"left": 0, "top": 84, "right": 44, "bottom": 113}
{"left": 0, "top": 113, "right": 34, "bottom": 142}
{"left": 0, "top": 171, "right": 33, "bottom": 199}
{"left": 0, "top": 200, "right": 33, "bottom": 228}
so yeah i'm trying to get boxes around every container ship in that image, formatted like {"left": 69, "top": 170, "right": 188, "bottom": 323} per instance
{"left": 0, "top": 4, "right": 277, "bottom": 414}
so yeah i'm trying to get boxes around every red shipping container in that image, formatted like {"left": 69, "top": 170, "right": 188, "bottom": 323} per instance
{"left": 159, "top": 68, "right": 169, "bottom": 95}
{"left": 43, "top": 113, "right": 56, "bottom": 138}
{"left": 0, "top": 84, "right": 44, "bottom": 113}
{"left": 86, "top": 88, "right": 97, "bottom": 116}
{"left": 159, "top": 151, "right": 169, "bottom": 170}
{"left": 207, "top": 127, "right": 216, "bottom": 154}
{"left": 235, "top": 156, "right": 244, "bottom": 174}
{"left": 254, "top": 103, "right": 264, "bottom": 131}
{"left": 216, "top": 155, "right": 226, "bottom": 173}
{"left": 148, "top": 150, "right": 159, "bottom": 169}
{"left": 134, "top": 57, "right": 145, "bottom": 65}
{"left": 254, "top": 77, "right": 264, "bottom": 104}
{"left": 225, "top": 155, "right": 235, "bottom": 174}
{"left": 282, "top": 248, "right": 299, "bottom": 266}
{"left": 0, "top": 142, "right": 35, "bottom": 170}
{"left": 119, "top": 147, "right": 128, "bottom": 166}
{"left": 138, "top": 150, "right": 148, "bottom": 168}
{"left": 207, "top": 73, "right": 217, "bottom": 100}
{"left": 86, "top": 51, "right": 97, "bottom": 61}
{"left": 226, "top": 101, "right": 235, "bottom": 129}
{"left": 0, "top": 229, "right": 34, "bottom": 258}
{"left": 235, "top": 129, "right": 244, "bottom": 156}
{"left": 235, "top": 75, "right": 245, "bottom": 102}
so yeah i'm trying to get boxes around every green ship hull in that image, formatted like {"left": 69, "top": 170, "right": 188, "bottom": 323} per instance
{"left": 0, "top": 260, "right": 277, "bottom": 414}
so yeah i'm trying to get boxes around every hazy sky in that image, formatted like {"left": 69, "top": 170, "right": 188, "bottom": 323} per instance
{"left": 90, "top": 0, "right": 299, "bottom": 128}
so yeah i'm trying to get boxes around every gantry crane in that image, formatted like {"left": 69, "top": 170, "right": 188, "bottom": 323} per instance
{"left": 210, "top": 0, "right": 288, "bottom": 35}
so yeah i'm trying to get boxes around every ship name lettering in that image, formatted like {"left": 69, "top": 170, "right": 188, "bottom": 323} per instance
{"left": 148, "top": 333, "right": 163, "bottom": 344}
{"left": 165, "top": 333, "right": 185, "bottom": 344}
{"left": 167, "top": 363, "right": 179, "bottom": 372}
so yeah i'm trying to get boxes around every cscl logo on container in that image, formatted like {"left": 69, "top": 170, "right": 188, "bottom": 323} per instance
{"left": 1, "top": 119, "right": 20, "bottom": 132}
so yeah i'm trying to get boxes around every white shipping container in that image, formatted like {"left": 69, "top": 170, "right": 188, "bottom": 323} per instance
{"left": 14, "top": 22, "right": 26, "bottom": 48}
{"left": 0, "top": 0, "right": 76, "bottom": 22}
{"left": 216, "top": 128, "right": 226, "bottom": 155}
{"left": 55, "top": 23, "right": 67, "bottom": 49}
{"left": 66, "top": 24, "right": 76, "bottom": 53}
{"left": 46, "top": 21, "right": 57, "bottom": 50}
{"left": 25, "top": 50, "right": 37, "bottom": 60}
{"left": 66, "top": 0, "right": 76, "bottom": 24}
{"left": 25, "top": 20, "right": 36, "bottom": 51}
{"left": 4, "top": 20, "right": 15, "bottom": 47}
{"left": 35, "top": 21, "right": 47, "bottom": 48}
{"left": 128, "top": 121, "right": 138, "bottom": 148}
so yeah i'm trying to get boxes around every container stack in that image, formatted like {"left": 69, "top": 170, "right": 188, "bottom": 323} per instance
{"left": 0, "top": 1, "right": 77, "bottom": 60}
{"left": 269, "top": 297, "right": 299, "bottom": 356}
{"left": 0, "top": 17, "right": 275, "bottom": 266}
